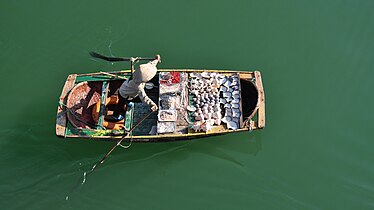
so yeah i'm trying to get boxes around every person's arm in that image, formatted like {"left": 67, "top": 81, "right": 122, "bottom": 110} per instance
{"left": 138, "top": 88, "right": 158, "bottom": 111}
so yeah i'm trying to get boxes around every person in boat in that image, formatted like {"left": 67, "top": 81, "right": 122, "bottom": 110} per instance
{"left": 106, "top": 55, "right": 161, "bottom": 122}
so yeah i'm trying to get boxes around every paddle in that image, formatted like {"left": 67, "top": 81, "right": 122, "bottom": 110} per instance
{"left": 89, "top": 51, "right": 131, "bottom": 62}
{"left": 98, "top": 72, "right": 156, "bottom": 89}
{"left": 90, "top": 51, "right": 158, "bottom": 79}
{"left": 89, "top": 51, "right": 156, "bottom": 62}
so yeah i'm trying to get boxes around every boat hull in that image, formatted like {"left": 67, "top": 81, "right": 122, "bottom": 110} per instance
{"left": 56, "top": 69, "right": 265, "bottom": 141}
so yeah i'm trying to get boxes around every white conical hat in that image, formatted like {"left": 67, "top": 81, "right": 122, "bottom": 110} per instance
{"left": 132, "top": 60, "right": 159, "bottom": 84}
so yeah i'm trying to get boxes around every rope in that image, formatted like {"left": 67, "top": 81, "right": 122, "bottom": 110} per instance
{"left": 119, "top": 141, "right": 132, "bottom": 149}
{"left": 118, "top": 108, "right": 157, "bottom": 149}
{"left": 81, "top": 110, "right": 156, "bottom": 184}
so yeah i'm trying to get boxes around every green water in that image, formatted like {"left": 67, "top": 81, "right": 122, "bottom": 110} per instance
{"left": 1, "top": 0, "right": 373, "bottom": 209}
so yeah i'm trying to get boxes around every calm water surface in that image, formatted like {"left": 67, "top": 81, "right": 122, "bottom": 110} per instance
{"left": 1, "top": 0, "right": 373, "bottom": 209}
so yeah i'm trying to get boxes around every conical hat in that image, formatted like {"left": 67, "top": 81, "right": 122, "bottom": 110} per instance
{"left": 132, "top": 60, "right": 159, "bottom": 84}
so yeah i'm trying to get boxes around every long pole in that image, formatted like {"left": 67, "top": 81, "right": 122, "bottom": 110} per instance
{"left": 82, "top": 110, "right": 156, "bottom": 182}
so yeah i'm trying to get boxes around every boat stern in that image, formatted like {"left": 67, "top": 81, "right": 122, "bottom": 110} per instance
{"left": 254, "top": 71, "right": 265, "bottom": 128}
{"left": 56, "top": 74, "right": 77, "bottom": 137}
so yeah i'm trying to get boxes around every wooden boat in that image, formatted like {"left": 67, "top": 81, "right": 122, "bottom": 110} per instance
{"left": 56, "top": 60, "right": 265, "bottom": 142}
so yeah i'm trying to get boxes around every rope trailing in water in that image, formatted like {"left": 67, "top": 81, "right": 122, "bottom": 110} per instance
{"left": 82, "top": 110, "right": 156, "bottom": 184}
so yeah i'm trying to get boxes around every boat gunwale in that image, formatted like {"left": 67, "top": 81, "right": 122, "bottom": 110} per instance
{"left": 77, "top": 69, "right": 256, "bottom": 77}
{"left": 63, "top": 127, "right": 252, "bottom": 141}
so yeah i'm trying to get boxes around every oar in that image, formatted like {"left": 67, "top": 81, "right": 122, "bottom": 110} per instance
{"left": 90, "top": 51, "right": 157, "bottom": 80}
{"left": 89, "top": 51, "right": 155, "bottom": 62}
{"left": 82, "top": 110, "right": 156, "bottom": 183}
{"left": 98, "top": 72, "right": 156, "bottom": 89}
{"left": 90, "top": 52, "right": 130, "bottom": 62}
